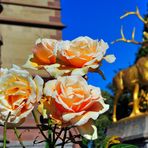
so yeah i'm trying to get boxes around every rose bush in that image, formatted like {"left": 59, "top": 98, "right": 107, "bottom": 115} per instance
{"left": 0, "top": 65, "right": 43, "bottom": 126}
{"left": 38, "top": 75, "right": 109, "bottom": 140}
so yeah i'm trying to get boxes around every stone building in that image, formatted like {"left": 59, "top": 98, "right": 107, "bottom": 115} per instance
{"left": 0, "top": 0, "right": 64, "bottom": 147}
{"left": 0, "top": 0, "right": 64, "bottom": 71}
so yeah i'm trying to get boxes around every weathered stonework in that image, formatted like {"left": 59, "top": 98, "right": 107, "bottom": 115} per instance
{"left": 107, "top": 114, "right": 148, "bottom": 148}
{"left": 0, "top": 0, "right": 64, "bottom": 70}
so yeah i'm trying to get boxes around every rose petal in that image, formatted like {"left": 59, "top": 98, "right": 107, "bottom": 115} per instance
{"left": 28, "top": 77, "right": 37, "bottom": 104}
{"left": 44, "top": 65, "right": 70, "bottom": 78}
{"left": 70, "top": 101, "right": 109, "bottom": 126}
{"left": 10, "top": 65, "right": 30, "bottom": 77}
{"left": 34, "top": 75, "right": 44, "bottom": 102}
{"left": 104, "top": 54, "right": 116, "bottom": 63}
{"left": 44, "top": 80, "right": 57, "bottom": 96}
{"left": 62, "top": 111, "right": 85, "bottom": 122}
{"left": 71, "top": 67, "right": 88, "bottom": 76}
{"left": 77, "top": 120, "right": 98, "bottom": 140}
{"left": 35, "top": 38, "right": 57, "bottom": 46}
{"left": 23, "top": 54, "right": 38, "bottom": 70}
{"left": 70, "top": 111, "right": 99, "bottom": 126}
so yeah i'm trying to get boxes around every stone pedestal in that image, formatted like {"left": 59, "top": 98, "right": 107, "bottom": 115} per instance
{"left": 107, "top": 114, "right": 148, "bottom": 148}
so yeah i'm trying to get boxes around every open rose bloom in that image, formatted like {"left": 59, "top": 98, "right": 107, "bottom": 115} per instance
{"left": 38, "top": 76, "right": 109, "bottom": 140}
{"left": 0, "top": 65, "right": 43, "bottom": 126}
{"left": 23, "top": 38, "right": 57, "bottom": 70}
{"left": 24, "top": 36, "right": 115, "bottom": 78}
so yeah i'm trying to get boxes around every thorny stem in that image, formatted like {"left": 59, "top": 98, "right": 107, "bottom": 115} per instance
{"left": 14, "top": 127, "right": 25, "bottom": 148}
{"left": 54, "top": 128, "right": 63, "bottom": 146}
{"left": 61, "top": 128, "right": 68, "bottom": 148}
{"left": 47, "top": 119, "right": 52, "bottom": 148}
{"left": 52, "top": 124, "right": 56, "bottom": 143}
{"left": 32, "top": 110, "right": 49, "bottom": 142}
{"left": 3, "top": 112, "right": 11, "bottom": 148}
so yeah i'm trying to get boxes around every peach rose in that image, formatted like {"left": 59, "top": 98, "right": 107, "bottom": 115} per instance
{"left": 32, "top": 38, "right": 57, "bottom": 65}
{"left": 38, "top": 76, "right": 109, "bottom": 140}
{"left": 0, "top": 65, "right": 43, "bottom": 126}
{"left": 23, "top": 38, "right": 57, "bottom": 69}
{"left": 56, "top": 36, "right": 115, "bottom": 68}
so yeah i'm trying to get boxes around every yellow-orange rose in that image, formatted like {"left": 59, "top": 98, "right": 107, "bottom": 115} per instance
{"left": 23, "top": 38, "right": 57, "bottom": 69}
{"left": 0, "top": 65, "right": 43, "bottom": 126}
{"left": 38, "top": 76, "right": 109, "bottom": 140}
{"left": 31, "top": 38, "right": 57, "bottom": 65}
{"left": 56, "top": 36, "right": 112, "bottom": 68}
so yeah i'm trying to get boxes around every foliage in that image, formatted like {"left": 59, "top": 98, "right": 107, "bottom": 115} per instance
{"left": 100, "top": 136, "right": 138, "bottom": 148}
{"left": 111, "top": 144, "right": 138, "bottom": 148}
{"left": 101, "top": 136, "right": 121, "bottom": 148}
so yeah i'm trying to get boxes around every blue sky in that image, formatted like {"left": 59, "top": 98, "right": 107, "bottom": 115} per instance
{"left": 61, "top": 0, "right": 147, "bottom": 91}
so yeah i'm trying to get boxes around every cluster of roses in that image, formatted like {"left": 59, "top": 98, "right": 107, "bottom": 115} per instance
{"left": 0, "top": 36, "right": 115, "bottom": 140}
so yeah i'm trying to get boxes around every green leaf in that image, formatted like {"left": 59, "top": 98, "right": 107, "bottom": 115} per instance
{"left": 111, "top": 144, "right": 138, "bottom": 148}
{"left": 101, "top": 136, "right": 121, "bottom": 148}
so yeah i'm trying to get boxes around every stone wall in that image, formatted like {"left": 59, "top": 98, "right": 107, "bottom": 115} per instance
{"left": 0, "top": 0, "right": 64, "bottom": 147}
{"left": 0, "top": 0, "right": 64, "bottom": 69}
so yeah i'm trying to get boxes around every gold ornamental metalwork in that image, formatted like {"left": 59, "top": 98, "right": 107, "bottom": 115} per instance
{"left": 112, "top": 7, "right": 148, "bottom": 122}
{"left": 112, "top": 56, "right": 148, "bottom": 122}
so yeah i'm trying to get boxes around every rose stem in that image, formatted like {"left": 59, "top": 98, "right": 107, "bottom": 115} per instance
{"left": 3, "top": 112, "right": 11, "bottom": 148}
{"left": 14, "top": 127, "right": 25, "bottom": 148}
{"left": 52, "top": 124, "right": 56, "bottom": 143}
{"left": 53, "top": 127, "right": 63, "bottom": 146}
{"left": 32, "top": 110, "right": 49, "bottom": 142}
{"left": 47, "top": 119, "right": 52, "bottom": 145}
{"left": 61, "top": 127, "right": 67, "bottom": 148}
